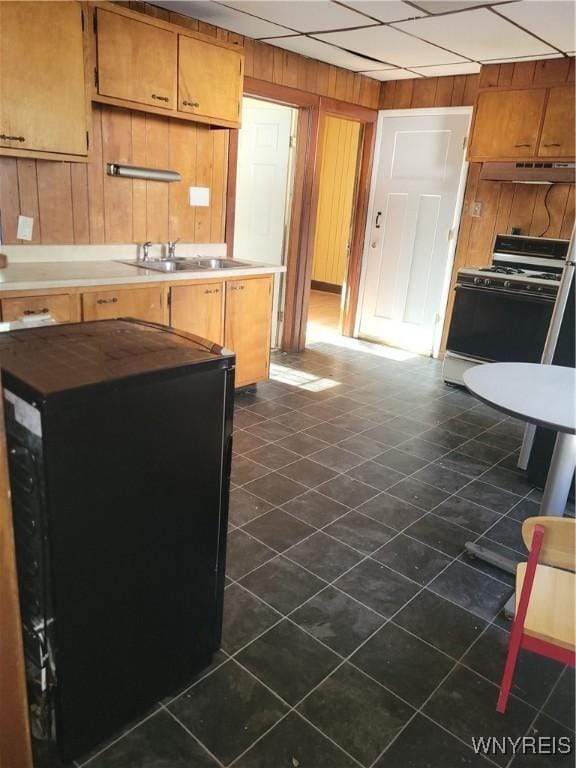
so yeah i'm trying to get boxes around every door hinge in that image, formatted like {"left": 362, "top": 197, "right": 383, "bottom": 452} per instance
{"left": 278, "top": 310, "right": 284, "bottom": 322}
{"left": 94, "top": 67, "right": 99, "bottom": 89}
{"left": 447, "top": 227, "right": 455, "bottom": 242}
{"left": 462, "top": 135, "right": 468, "bottom": 151}
{"left": 289, "top": 135, "right": 297, "bottom": 148}
{"left": 86, "top": 131, "right": 90, "bottom": 150}
{"left": 167, "top": 291, "right": 172, "bottom": 308}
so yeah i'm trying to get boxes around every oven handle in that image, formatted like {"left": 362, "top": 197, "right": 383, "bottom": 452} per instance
{"left": 454, "top": 283, "right": 556, "bottom": 303}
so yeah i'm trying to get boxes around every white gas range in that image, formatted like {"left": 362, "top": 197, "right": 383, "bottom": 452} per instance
{"left": 443, "top": 234, "right": 570, "bottom": 385}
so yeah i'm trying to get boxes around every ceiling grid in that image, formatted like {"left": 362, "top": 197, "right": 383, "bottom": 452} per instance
{"left": 156, "top": 1, "right": 575, "bottom": 80}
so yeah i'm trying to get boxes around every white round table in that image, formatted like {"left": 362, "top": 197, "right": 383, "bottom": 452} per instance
{"left": 464, "top": 363, "right": 576, "bottom": 517}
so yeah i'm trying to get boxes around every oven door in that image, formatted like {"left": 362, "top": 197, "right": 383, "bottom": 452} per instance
{"left": 447, "top": 284, "right": 555, "bottom": 363}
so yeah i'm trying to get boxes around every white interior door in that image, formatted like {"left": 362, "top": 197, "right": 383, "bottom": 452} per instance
{"left": 234, "top": 97, "right": 296, "bottom": 347}
{"left": 358, "top": 109, "right": 471, "bottom": 356}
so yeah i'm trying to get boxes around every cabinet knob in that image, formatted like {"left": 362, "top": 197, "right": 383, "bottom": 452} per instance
{"left": 0, "top": 133, "right": 25, "bottom": 142}
{"left": 514, "top": 143, "right": 532, "bottom": 148}
{"left": 151, "top": 94, "right": 169, "bottom": 102}
{"left": 182, "top": 100, "right": 200, "bottom": 108}
{"left": 96, "top": 297, "right": 118, "bottom": 304}
{"left": 204, "top": 288, "right": 219, "bottom": 294}
{"left": 542, "top": 143, "right": 561, "bottom": 147}
{"left": 23, "top": 308, "right": 49, "bottom": 315}
{"left": 231, "top": 285, "right": 245, "bottom": 291}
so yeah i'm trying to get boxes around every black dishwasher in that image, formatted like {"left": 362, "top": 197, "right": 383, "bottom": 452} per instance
{"left": 0, "top": 319, "right": 234, "bottom": 762}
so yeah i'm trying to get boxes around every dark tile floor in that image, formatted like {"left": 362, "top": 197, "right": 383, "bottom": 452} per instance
{"left": 38, "top": 341, "right": 574, "bottom": 768}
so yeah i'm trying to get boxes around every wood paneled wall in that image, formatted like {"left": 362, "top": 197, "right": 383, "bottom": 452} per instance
{"left": 380, "top": 73, "right": 480, "bottom": 109}
{"left": 0, "top": 104, "right": 228, "bottom": 245}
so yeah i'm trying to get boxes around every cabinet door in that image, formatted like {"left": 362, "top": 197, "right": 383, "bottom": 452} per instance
{"left": 96, "top": 9, "right": 177, "bottom": 110}
{"left": 538, "top": 85, "right": 575, "bottom": 158}
{"left": 170, "top": 283, "right": 224, "bottom": 345}
{"left": 225, "top": 278, "right": 272, "bottom": 388}
{"left": 0, "top": 2, "right": 87, "bottom": 156}
{"left": 178, "top": 36, "right": 242, "bottom": 124}
{"left": 1, "top": 294, "right": 72, "bottom": 324}
{"left": 469, "top": 89, "right": 546, "bottom": 160}
{"left": 82, "top": 287, "right": 164, "bottom": 323}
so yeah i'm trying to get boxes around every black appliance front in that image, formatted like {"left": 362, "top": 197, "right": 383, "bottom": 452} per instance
{"left": 4, "top": 339, "right": 234, "bottom": 761}
{"left": 447, "top": 285, "right": 554, "bottom": 363}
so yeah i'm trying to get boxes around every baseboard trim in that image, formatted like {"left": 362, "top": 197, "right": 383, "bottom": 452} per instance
{"left": 311, "top": 280, "right": 341, "bottom": 295}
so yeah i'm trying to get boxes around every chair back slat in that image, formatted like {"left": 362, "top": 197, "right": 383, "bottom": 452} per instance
{"left": 522, "top": 517, "right": 576, "bottom": 571}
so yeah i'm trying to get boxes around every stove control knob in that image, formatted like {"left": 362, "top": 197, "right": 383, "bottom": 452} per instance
{"left": 473, "top": 277, "right": 481, "bottom": 285}
{"left": 537, "top": 286, "right": 543, "bottom": 292}
{"left": 503, "top": 280, "right": 511, "bottom": 288}
{"left": 525, "top": 284, "right": 531, "bottom": 291}
{"left": 484, "top": 278, "right": 491, "bottom": 286}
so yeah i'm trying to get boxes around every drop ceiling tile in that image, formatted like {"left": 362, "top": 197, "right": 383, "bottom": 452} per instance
{"left": 218, "top": 0, "right": 377, "bottom": 33}
{"left": 362, "top": 69, "right": 421, "bottom": 80}
{"left": 339, "top": 1, "right": 425, "bottom": 23}
{"left": 495, "top": 1, "right": 575, "bottom": 54}
{"left": 262, "top": 35, "right": 393, "bottom": 71}
{"left": 410, "top": 61, "right": 481, "bottom": 76}
{"left": 315, "top": 25, "right": 468, "bottom": 66}
{"left": 154, "top": 1, "right": 293, "bottom": 37}
{"left": 412, "top": 0, "right": 504, "bottom": 12}
{"left": 393, "top": 8, "right": 558, "bottom": 60}
{"left": 480, "top": 52, "right": 564, "bottom": 63}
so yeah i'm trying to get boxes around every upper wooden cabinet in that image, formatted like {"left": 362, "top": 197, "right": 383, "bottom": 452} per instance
{"left": 92, "top": 4, "right": 243, "bottom": 128}
{"left": 469, "top": 85, "right": 575, "bottom": 162}
{"left": 178, "top": 36, "right": 243, "bottom": 124}
{"left": 469, "top": 89, "right": 546, "bottom": 161}
{"left": 0, "top": 2, "right": 88, "bottom": 160}
{"left": 538, "top": 85, "right": 575, "bottom": 158}
{"left": 96, "top": 9, "right": 177, "bottom": 110}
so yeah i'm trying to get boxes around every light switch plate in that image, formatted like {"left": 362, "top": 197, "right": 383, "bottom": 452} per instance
{"left": 470, "top": 202, "right": 482, "bottom": 218}
{"left": 189, "top": 187, "right": 210, "bottom": 207}
{"left": 17, "top": 215, "right": 34, "bottom": 241}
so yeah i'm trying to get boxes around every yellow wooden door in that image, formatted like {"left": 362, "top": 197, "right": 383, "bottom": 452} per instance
{"left": 170, "top": 283, "right": 224, "bottom": 345}
{"left": 178, "top": 36, "right": 242, "bottom": 124}
{"left": 96, "top": 9, "right": 177, "bottom": 110}
{"left": 224, "top": 277, "right": 272, "bottom": 387}
{"left": 538, "top": 85, "right": 575, "bottom": 158}
{"left": 0, "top": 2, "right": 88, "bottom": 156}
{"left": 82, "top": 287, "right": 164, "bottom": 323}
{"left": 312, "top": 116, "right": 361, "bottom": 289}
{"left": 469, "top": 89, "right": 546, "bottom": 160}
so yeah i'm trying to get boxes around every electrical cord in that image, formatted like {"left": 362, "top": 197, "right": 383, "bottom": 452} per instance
{"left": 537, "top": 183, "right": 555, "bottom": 237}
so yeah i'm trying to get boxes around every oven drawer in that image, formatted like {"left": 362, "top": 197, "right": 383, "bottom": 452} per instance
{"left": 447, "top": 284, "right": 554, "bottom": 363}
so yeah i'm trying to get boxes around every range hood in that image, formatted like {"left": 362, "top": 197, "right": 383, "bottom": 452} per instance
{"left": 480, "top": 161, "right": 575, "bottom": 183}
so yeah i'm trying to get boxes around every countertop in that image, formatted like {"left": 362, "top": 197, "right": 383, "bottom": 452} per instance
{"left": 0, "top": 260, "right": 285, "bottom": 292}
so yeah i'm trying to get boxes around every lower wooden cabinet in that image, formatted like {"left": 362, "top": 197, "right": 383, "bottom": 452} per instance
{"left": 170, "top": 282, "right": 224, "bottom": 345}
{"left": 225, "top": 277, "right": 273, "bottom": 388}
{"left": 82, "top": 287, "right": 163, "bottom": 322}
{"left": 1, "top": 293, "right": 73, "bottom": 324}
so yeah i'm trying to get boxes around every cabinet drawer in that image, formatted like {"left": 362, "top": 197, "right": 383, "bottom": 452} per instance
{"left": 1, "top": 294, "right": 72, "bottom": 324}
{"left": 170, "top": 283, "right": 224, "bottom": 345}
{"left": 82, "top": 287, "right": 163, "bottom": 323}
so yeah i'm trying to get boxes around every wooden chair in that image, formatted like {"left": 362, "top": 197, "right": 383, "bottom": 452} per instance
{"left": 497, "top": 516, "right": 576, "bottom": 713}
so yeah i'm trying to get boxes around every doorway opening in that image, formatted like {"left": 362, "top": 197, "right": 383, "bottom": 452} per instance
{"left": 233, "top": 96, "right": 298, "bottom": 348}
{"left": 306, "top": 115, "right": 362, "bottom": 344}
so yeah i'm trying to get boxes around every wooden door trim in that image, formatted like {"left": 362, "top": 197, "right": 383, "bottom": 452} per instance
{"left": 243, "top": 77, "right": 320, "bottom": 108}
{"left": 225, "top": 128, "right": 239, "bottom": 258}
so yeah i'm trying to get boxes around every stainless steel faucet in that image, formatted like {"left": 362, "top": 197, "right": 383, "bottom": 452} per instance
{"left": 166, "top": 238, "right": 180, "bottom": 260}
{"left": 141, "top": 242, "right": 153, "bottom": 262}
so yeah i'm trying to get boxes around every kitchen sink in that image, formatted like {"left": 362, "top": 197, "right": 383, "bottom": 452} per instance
{"left": 188, "top": 258, "right": 251, "bottom": 269}
{"left": 119, "top": 257, "right": 252, "bottom": 272}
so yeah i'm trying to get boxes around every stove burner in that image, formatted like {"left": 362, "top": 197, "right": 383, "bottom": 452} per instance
{"left": 535, "top": 272, "right": 561, "bottom": 281}
{"left": 479, "top": 266, "right": 525, "bottom": 275}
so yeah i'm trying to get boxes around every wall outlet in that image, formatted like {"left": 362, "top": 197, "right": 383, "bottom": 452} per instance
{"left": 17, "top": 215, "right": 34, "bottom": 241}
{"left": 189, "top": 187, "right": 210, "bottom": 207}
{"left": 470, "top": 202, "right": 482, "bottom": 218}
